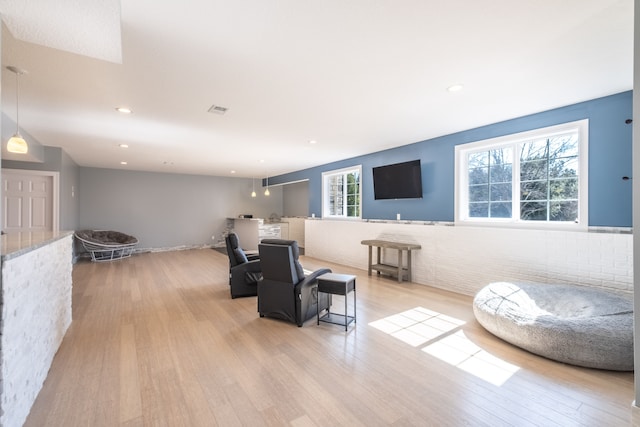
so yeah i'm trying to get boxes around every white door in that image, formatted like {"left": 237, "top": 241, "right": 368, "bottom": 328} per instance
{"left": 2, "top": 170, "right": 55, "bottom": 232}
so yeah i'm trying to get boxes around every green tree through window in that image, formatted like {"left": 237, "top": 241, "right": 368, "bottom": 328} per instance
{"left": 468, "top": 148, "right": 513, "bottom": 218}
{"left": 520, "top": 134, "right": 579, "bottom": 221}
{"left": 322, "top": 166, "right": 362, "bottom": 219}
{"left": 456, "top": 120, "right": 587, "bottom": 227}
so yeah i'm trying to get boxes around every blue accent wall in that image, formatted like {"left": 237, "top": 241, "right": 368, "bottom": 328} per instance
{"left": 270, "top": 91, "right": 633, "bottom": 227}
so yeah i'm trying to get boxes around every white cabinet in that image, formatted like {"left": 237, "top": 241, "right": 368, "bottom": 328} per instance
{"left": 233, "top": 218, "right": 260, "bottom": 251}
{"left": 282, "top": 217, "right": 305, "bottom": 247}
{"left": 233, "top": 218, "right": 285, "bottom": 251}
{"left": 279, "top": 222, "right": 289, "bottom": 240}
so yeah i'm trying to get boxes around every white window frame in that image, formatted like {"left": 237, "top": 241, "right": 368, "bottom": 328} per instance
{"left": 322, "top": 165, "right": 362, "bottom": 220}
{"left": 455, "top": 119, "right": 588, "bottom": 230}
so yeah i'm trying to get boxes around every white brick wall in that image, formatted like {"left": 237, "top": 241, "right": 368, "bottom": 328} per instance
{"left": 1, "top": 235, "right": 73, "bottom": 427}
{"left": 305, "top": 220, "right": 633, "bottom": 296}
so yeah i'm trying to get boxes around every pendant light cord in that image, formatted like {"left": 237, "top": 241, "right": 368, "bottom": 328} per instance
{"left": 15, "top": 70, "right": 20, "bottom": 131}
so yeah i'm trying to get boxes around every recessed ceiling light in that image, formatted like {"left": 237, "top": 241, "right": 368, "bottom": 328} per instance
{"left": 119, "top": 143, "right": 129, "bottom": 148}
{"left": 309, "top": 140, "right": 317, "bottom": 144}
{"left": 116, "top": 107, "right": 132, "bottom": 114}
{"left": 230, "top": 170, "right": 236, "bottom": 174}
{"left": 447, "top": 84, "right": 464, "bottom": 93}
{"left": 120, "top": 161, "right": 128, "bottom": 165}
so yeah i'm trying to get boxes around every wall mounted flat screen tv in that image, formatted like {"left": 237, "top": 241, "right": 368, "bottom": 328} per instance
{"left": 373, "top": 159, "right": 423, "bottom": 200}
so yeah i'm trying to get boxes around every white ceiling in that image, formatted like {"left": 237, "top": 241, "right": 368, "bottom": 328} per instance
{"left": 0, "top": 0, "right": 633, "bottom": 178}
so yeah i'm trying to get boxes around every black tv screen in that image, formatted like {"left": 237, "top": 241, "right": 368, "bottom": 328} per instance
{"left": 373, "top": 159, "right": 423, "bottom": 200}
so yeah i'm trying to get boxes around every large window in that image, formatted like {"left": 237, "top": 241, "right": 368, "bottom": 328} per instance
{"left": 455, "top": 120, "right": 588, "bottom": 228}
{"left": 322, "top": 165, "right": 362, "bottom": 219}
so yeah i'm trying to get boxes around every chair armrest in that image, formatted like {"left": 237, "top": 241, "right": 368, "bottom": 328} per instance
{"left": 295, "top": 268, "right": 332, "bottom": 293}
{"left": 294, "top": 268, "right": 332, "bottom": 326}
{"left": 230, "top": 259, "right": 261, "bottom": 279}
{"left": 246, "top": 252, "right": 260, "bottom": 262}
{"left": 230, "top": 259, "right": 262, "bottom": 288}
{"left": 231, "top": 258, "right": 260, "bottom": 273}
{"left": 245, "top": 259, "right": 261, "bottom": 272}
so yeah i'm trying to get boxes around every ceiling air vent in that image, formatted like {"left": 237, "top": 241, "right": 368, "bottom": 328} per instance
{"left": 208, "top": 104, "right": 228, "bottom": 115}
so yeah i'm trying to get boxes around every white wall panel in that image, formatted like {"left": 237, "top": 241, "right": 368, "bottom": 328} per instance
{"left": 306, "top": 220, "right": 632, "bottom": 296}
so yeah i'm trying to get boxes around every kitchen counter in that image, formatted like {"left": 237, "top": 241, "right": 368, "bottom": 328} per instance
{"left": 0, "top": 230, "right": 74, "bottom": 426}
{"left": 1, "top": 230, "right": 73, "bottom": 260}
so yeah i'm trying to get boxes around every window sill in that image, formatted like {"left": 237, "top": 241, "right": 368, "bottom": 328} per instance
{"left": 454, "top": 219, "right": 588, "bottom": 232}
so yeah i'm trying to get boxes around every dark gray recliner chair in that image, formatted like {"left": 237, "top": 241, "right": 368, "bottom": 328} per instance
{"left": 257, "top": 239, "right": 331, "bottom": 326}
{"left": 225, "top": 232, "right": 261, "bottom": 298}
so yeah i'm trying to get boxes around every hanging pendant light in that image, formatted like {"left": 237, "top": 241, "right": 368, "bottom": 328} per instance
{"left": 6, "top": 66, "right": 28, "bottom": 154}
{"left": 251, "top": 177, "right": 257, "bottom": 198}
{"left": 264, "top": 175, "right": 270, "bottom": 196}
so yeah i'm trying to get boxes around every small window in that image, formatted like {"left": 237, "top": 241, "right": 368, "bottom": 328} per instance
{"left": 322, "top": 165, "right": 362, "bottom": 219}
{"left": 455, "top": 120, "right": 588, "bottom": 228}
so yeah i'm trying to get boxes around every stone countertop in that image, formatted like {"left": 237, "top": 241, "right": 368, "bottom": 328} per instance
{"left": 1, "top": 230, "right": 74, "bottom": 261}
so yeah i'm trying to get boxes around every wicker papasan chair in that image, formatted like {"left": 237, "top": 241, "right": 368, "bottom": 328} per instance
{"left": 75, "top": 230, "right": 139, "bottom": 262}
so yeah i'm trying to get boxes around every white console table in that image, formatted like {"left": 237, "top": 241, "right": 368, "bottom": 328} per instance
{"left": 361, "top": 239, "right": 422, "bottom": 283}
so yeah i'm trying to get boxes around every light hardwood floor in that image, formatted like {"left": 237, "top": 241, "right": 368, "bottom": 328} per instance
{"left": 24, "top": 249, "right": 634, "bottom": 426}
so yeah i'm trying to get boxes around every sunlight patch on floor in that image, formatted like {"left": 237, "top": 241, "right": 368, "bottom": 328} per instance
{"left": 369, "top": 307, "right": 520, "bottom": 386}
{"left": 369, "top": 307, "right": 462, "bottom": 346}
{"left": 422, "top": 330, "right": 520, "bottom": 386}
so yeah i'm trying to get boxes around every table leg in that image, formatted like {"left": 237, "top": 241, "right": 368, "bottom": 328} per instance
{"left": 367, "top": 245, "right": 372, "bottom": 276}
{"left": 407, "top": 250, "right": 412, "bottom": 282}
{"left": 397, "top": 249, "right": 403, "bottom": 282}
{"left": 344, "top": 282, "right": 348, "bottom": 331}
{"left": 376, "top": 247, "right": 381, "bottom": 276}
{"left": 352, "top": 280, "right": 356, "bottom": 326}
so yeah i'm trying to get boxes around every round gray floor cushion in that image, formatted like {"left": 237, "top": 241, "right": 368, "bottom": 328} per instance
{"left": 473, "top": 282, "right": 633, "bottom": 371}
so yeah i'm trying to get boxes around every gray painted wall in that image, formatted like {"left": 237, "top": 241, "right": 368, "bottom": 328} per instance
{"left": 60, "top": 149, "right": 79, "bottom": 231}
{"left": 283, "top": 181, "right": 309, "bottom": 217}
{"left": 78, "top": 167, "right": 284, "bottom": 250}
